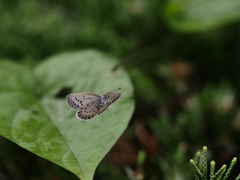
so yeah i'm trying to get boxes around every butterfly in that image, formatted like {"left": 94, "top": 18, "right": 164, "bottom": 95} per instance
{"left": 66, "top": 88, "right": 121, "bottom": 121}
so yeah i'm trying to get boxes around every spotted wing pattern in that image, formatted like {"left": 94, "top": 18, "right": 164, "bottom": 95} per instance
{"left": 98, "top": 91, "right": 121, "bottom": 115}
{"left": 66, "top": 93, "right": 99, "bottom": 109}
{"left": 76, "top": 105, "right": 99, "bottom": 120}
{"left": 66, "top": 93, "right": 101, "bottom": 121}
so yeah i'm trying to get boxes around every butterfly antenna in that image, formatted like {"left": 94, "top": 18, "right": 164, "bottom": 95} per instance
{"left": 112, "top": 87, "right": 121, "bottom": 91}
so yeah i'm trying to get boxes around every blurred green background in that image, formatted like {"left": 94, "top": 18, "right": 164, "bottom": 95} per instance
{"left": 1, "top": 0, "right": 240, "bottom": 179}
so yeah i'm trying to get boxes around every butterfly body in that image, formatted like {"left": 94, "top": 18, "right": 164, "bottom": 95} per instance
{"left": 66, "top": 89, "right": 121, "bottom": 121}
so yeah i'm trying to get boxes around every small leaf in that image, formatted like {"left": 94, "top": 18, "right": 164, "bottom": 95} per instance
{"left": 0, "top": 50, "right": 134, "bottom": 180}
{"left": 164, "top": 0, "right": 240, "bottom": 32}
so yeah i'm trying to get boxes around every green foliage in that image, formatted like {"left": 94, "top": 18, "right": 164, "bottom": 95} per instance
{"left": 210, "top": 161, "right": 216, "bottom": 180}
{"left": 2, "top": 0, "right": 240, "bottom": 60}
{"left": 148, "top": 81, "right": 237, "bottom": 180}
{"left": 190, "top": 146, "right": 239, "bottom": 180}
{"left": 0, "top": 50, "right": 134, "bottom": 180}
{"left": 0, "top": 0, "right": 135, "bottom": 59}
{"left": 202, "top": 147, "right": 207, "bottom": 180}
{"left": 164, "top": 0, "right": 240, "bottom": 32}
{"left": 129, "top": 67, "right": 164, "bottom": 104}
{"left": 1, "top": 0, "right": 240, "bottom": 179}
{"left": 150, "top": 82, "right": 235, "bottom": 147}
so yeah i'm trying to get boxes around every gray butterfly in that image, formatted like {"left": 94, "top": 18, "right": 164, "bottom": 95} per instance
{"left": 66, "top": 88, "right": 121, "bottom": 121}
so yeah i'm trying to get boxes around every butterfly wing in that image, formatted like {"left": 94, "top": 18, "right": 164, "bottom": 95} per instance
{"left": 66, "top": 93, "right": 100, "bottom": 109}
{"left": 76, "top": 101, "right": 100, "bottom": 120}
{"left": 106, "top": 91, "right": 121, "bottom": 105}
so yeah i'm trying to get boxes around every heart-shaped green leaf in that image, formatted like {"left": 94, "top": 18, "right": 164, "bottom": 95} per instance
{"left": 0, "top": 50, "right": 134, "bottom": 180}
{"left": 164, "top": 0, "right": 240, "bottom": 32}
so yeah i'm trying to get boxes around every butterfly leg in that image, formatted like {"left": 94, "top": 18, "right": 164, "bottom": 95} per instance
{"left": 108, "top": 98, "right": 116, "bottom": 107}
{"left": 98, "top": 104, "right": 103, "bottom": 111}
